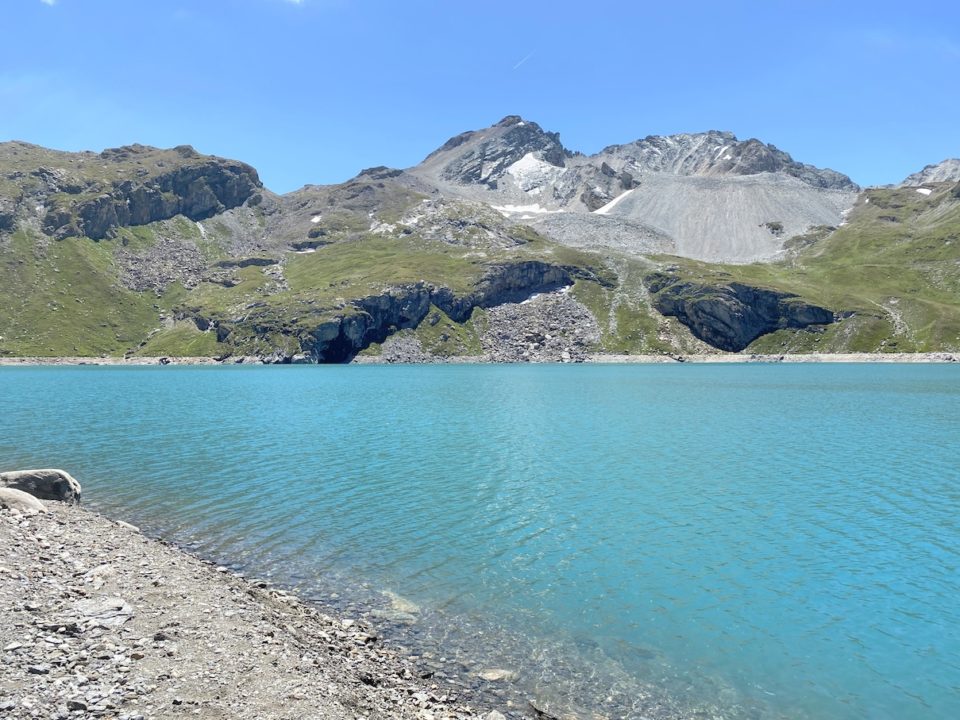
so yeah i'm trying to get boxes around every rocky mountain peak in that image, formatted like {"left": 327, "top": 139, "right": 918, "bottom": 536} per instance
{"left": 417, "top": 116, "right": 568, "bottom": 188}
{"left": 598, "top": 131, "right": 857, "bottom": 191}
{"left": 495, "top": 115, "right": 526, "bottom": 127}
{"left": 900, "top": 158, "right": 960, "bottom": 186}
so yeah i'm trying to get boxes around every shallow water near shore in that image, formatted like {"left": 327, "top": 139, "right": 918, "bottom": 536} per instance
{"left": 2, "top": 364, "right": 958, "bottom": 719}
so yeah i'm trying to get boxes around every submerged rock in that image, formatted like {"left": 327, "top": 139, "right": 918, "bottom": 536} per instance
{"left": 477, "top": 668, "right": 517, "bottom": 682}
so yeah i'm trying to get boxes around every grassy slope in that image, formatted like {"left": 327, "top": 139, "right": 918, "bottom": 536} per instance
{"left": 2, "top": 181, "right": 959, "bottom": 358}
{"left": 0, "top": 230, "right": 158, "bottom": 356}
{"left": 654, "top": 184, "right": 960, "bottom": 353}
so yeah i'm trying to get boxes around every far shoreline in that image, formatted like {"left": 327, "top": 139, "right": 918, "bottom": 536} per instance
{"left": 0, "top": 351, "right": 957, "bottom": 366}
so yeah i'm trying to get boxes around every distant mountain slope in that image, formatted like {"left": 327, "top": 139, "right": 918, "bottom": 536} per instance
{"left": 900, "top": 159, "right": 960, "bottom": 186}
{"left": 0, "top": 141, "right": 261, "bottom": 240}
{"left": 0, "top": 123, "right": 957, "bottom": 362}
{"left": 409, "top": 117, "right": 859, "bottom": 263}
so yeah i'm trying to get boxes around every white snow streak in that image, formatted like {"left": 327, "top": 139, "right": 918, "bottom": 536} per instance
{"left": 492, "top": 203, "right": 564, "bottom": 216}
{"left": 915, "top": 188, "right": 933, "bottom": 196}
{"left": 594, "top": 189, "right": 636, "bottom": 215}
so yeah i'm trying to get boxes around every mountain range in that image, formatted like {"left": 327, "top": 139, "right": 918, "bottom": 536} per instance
{"left": 1, "top": 116, "right": 958, "bottom": 362}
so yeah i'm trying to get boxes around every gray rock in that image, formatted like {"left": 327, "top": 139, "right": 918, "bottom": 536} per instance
{"left": 42, "top": 152, "right": 261, "bottom": 240}
{"left": 477, "top": 668, "right": 516, "bottom": 682}
{"left": 900, "top": 158, "right": 960, "bottom": 186}
{"left": 0, "top": 468, "right": 82, "bottom": 503}
{"left": 75, "top": 597, "right": 134, "bottom": 627}
{"left": 0, "top": 487, "right": 47, "bottom": 514}
{"left": 410, "top": 118, "right": 858, "bottom": 263}
{"left": 646, "top": 272, "right": 835, "bottom": 351}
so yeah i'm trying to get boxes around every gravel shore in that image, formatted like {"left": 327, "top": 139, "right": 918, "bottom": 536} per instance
{"left": 0, "top": 501, "right": 507, "bottom": 720}
{"left": 0, "top": 352, "right": 955, "bottom": 366}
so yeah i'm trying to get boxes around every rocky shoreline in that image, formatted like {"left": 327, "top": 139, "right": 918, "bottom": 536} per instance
{"left": 0, "top": 351, "right": 956, "bottom": 366}
{"left": 0, "top": 483, "right": 517, "bottom": 720}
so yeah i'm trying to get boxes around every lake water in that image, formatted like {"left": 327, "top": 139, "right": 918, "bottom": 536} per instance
{"left": 1, "top": 364, "right": 958, "bottom": 719}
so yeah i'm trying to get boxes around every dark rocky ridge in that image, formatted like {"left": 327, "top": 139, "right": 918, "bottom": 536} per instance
{"left": 602, "top": 131, "right": 858, "bottom": 191}
{"left": 220, "top": 261, "right": 575, "bottom": 363}
{"left": 306, "top": 261, "right": 573, "bottom": 362}
{"left": 646, "top": 272, "right": 835, "bottom": 352}
{"left": 427, "top": 116, "right": 568, "bottom": 188}
{"left": 43, "top": 157, "right": 261, "bottom": 240}
{"left": 0, "top": 142, "right": 261, "bottom": 240}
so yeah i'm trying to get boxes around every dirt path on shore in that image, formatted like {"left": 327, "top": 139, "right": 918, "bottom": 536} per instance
{"left": 0, "top": 503, "right": 500, "bottom": 720}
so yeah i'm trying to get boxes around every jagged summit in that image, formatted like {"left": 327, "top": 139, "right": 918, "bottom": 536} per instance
{"left": 409, "top": 117, "right": 859, "bottom": 262}
{"left": 598, "top": 131, "right": 857, "bottom": 191}
{"left": 900, "top": 158, "right": 960, "bottom": 186}
{"left": 418, "top": 115, "right": 568, "bottom": 189}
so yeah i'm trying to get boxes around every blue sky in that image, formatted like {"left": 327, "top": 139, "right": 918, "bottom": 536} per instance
{"left": 3, "top": 0, "right": 958, "bottom": 192}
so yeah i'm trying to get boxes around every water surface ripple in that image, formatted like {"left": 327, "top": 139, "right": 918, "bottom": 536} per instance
{"left": 2, "top": 364, "right": 958, "bottom": 719}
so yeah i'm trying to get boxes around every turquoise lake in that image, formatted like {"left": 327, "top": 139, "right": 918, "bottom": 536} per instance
{"left": 1, "top": 364, "right": 958, "bottom": 719}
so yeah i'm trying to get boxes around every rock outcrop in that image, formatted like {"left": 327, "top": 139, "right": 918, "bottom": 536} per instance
{"left": 900, "top": 159, "right": 960, "bottom": 186}
{"left": 646, "top": 273, "right": 835, "bottom": 352}
{"left": 423, "top": 116, "right": 568, "bottom": 188}
{"left": 0, "top": 141, "right": 261, "bottom": 240}
{"left": 232, "top": 261, "right": 575, "bottom": 363}
{"left": 0, "top": 196, "right": 17, "bottom": 232}
{"left": 0, "top": 487, "right": 47, "bottom": 514}
{"left": 600, "top": 131, "right": 857, "bottom": 191}
{"left": 43, "top": 156, "right": 261, "bottom": 240}
{"left": 0, "top": 469, "right": 82, "bottom": 504}
{"left": 431, "top": 261, "right": 572, "bottom": 322}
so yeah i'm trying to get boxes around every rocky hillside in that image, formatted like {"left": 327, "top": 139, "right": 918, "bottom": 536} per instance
{"left": 0, "top": 142, "right": 261, "bottom": 240}
{"left": 410, "top": 117, "right": 859, "bottom": 262}
{"left": 900, "top": 158, "right": 960, "bottom": 186}
{"left": 0, "top": 122, "right": 958, "bottom": 362}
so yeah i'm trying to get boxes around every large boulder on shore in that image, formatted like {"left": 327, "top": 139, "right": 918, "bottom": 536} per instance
{"left": 0, "top": 487, "right": 47, "bottom": 514}
{"left": 0, "top": 469, "right": 82, "bottom": 504}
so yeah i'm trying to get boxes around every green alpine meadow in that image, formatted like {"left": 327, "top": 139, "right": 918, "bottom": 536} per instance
{"left": 1, "top": 128, "right": 958, "bottom": 363}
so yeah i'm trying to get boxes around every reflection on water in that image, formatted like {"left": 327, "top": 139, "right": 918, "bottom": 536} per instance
{"left": 2, "top": 364, "right": 958, "bottom": 719}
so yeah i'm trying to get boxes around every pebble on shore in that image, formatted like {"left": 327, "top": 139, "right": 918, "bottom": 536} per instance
{"left": 0, "top": 487, "right": 521, "bottom": 720}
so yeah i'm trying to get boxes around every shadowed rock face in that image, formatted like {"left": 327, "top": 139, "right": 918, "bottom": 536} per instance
{"left": 44, "top": 159, "right": 261, "bottom": 240}
{"left": 0, "top": 141, "right": 261, "bottom": 240}
{"left": 227, "top": 261, "right": 575, "bottom": 363}
{"left": 646, "top": 273, "right": 835, "bottom": 351}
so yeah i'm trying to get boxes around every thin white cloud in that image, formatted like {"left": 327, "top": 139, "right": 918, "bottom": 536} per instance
{"left": 40, "top": 0, "right": 57, "bottom": 5}
{"left": 512, "top": 51, "right": 535, "bottom": 70}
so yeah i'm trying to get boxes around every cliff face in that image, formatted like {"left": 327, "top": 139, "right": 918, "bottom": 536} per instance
{"left": 430, "top": 261, "right": 571, "bottom": 322}
{"left": 237, "top": 261, "right": 575, "bottom": 363}
{"left": 0, "top": 142, "right": 261, "bottom": 240}
{"left": 43, "top": 157, "right": 261, "bottom": 240}
{"left": 646, "top": 273, "right": 835, "bottom": 352}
